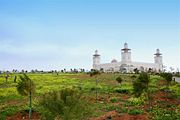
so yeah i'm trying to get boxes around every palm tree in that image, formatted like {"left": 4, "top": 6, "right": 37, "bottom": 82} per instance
{"left": 17, "top": 74, "right": 35, "bottom": 120}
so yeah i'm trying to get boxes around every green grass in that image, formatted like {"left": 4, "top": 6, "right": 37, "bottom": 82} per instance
{"left": 0, "top": 73, "right": 179, "bottom": 120}
{"left": 0, "top": 106, "right": 20, "bottom": 120}
{"left": 128, "top": 109, "right": 144, "bottom": 115}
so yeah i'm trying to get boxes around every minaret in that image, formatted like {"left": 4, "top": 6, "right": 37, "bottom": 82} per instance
{"left": 93, "top": 50, "right": 100, "bottom": 69}
{"left": 121, "top": 43, "right": 131, "bottom": 63}
{"left": 154, "top": 49, "right": 163, "bottom": 71}
{"left": 154, "top": 49, "right": 163, "bottom": 65}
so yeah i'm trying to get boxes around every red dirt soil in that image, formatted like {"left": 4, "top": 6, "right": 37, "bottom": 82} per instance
{"left": 153, "top": 91, "right": 180, "bottom": 105}
{"left": 6, "top": 112, "right": 40, "bottom": 120}
{"left": 90, "top": 111, "right": 148, "bottom": 120}
{"left": 114, "top": 113, "right": 148, "bottom": 120}
{"left": 6, "top": 79, "right": 179, "bottom": 120}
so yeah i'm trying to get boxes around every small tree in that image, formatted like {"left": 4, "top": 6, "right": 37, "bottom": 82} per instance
{"left": 133, "top": 72, "right": 151, "bottom": 109}
{"left": 17, "top": 74, "right": 35, "bottom": 120}
{"left": 90, "top": 69, "right": 100, "bottom": 102}
{"left": 5, "top": 73, "right": 9, "bottom": 83}
{"left": 116, "top": 76, "right": 123, "bottom": 84}
{"left": 160, "top": 73, "right": 173, "bottom": 88}
{"left": 90, "top": 69, "right": 100, "bottom": 77}
{"left": 133, "top": 68, "right": 139, "bottom": 74}
{"left": 40, "top": 88, "right": 92, "bottom": 120}
{"left": 133, "top": 72, "right": 150, "bottom": 97}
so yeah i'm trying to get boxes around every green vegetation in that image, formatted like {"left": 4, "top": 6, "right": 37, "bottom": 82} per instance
{"left": 133, "top": 72, "right": 150, "bottom": 97}
{"left": 17, "top": 74, "right": 36, "bottom": 120}
{"left": 89, "top": 70, "right": 101, "bottom": 102}
{"left": 128, "top": 109, "right": 144, "bottom": 115}
{"left": 39, "top": 88, "right": 92, "bottom": 120}
{"left": 150, "top": 106, "right": 180, "bottom": 120}
{"left": 160, "top": 73, "right": 173, "bottom": 88}
{"left": 0, "top": 72, "right": 179, "bottom": 120}
{"left": 128, "top": 96, "right": 145, "bottom": 106}
{"left": 116, "top": 76, "right": 123, "bottom": 84}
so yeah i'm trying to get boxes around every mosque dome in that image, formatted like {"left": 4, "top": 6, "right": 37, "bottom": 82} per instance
{"left": 111, "top": 59, "right": 118, "bottom": 63}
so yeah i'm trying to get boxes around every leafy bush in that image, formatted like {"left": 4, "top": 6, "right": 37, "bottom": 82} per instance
{"left": 118, "top": 107, "right": 128, "bottom": 113}
{"left": 116, "top": 76, "right": 123, "bottom": 84}
{"left": 114, "top": 87, "right": 131, "bottom": 94}
{"left": 131, "top": 75, "right": 137, "bottom": 79}
{"left": 160, "top": 73, "right": 173, "bottom": 87}
{"left": 105, "top": 105, "right": 118, "bottom": 111}
{"left": 82, "top": 82, "right": 95, "bottom": 91}
{"left": 128, "top": 96, "right": 145, "bottom": 106}
{"left": 133, "top": 72, "right": 150, "bottom": 97}
{"left": 110, "top": 97, "right": 119, "bottom": 103}
{"left": 90, "top": 85, "right": 102, "bottom": 91}
{"left": 0, "top": 106, "right": 19, "bottom": 120}
{"left": 128, "top": 109, "right": 144, "bottom": 115}
{"left": 170, "top": 84, "right": 180, "bottom": 98}
{"left": 39, "top": 88, "right": 92, "bottom": 120}
{"left": 89, "top": 70, "right": 100, "bottom": 77}
{"left": 17, "top": 74, "right": 35, "bottom": 120}
{"left": 150, "top": 75, "right": 161, "bottom": 86}
{"left": 160, "top": 73, "right": 173, "bottom": 81}
{"left": 17, "top": 74, "right": 36, "bottom": 96}
{"left": 150, "top": 106, "right": 180, "bottom": 120}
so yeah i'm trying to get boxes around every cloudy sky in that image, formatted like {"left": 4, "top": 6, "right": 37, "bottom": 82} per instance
{"left": 0, "top": 0, "right": 179, "bottom": 71}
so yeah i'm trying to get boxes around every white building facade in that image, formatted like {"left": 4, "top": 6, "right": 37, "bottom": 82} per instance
{"left": 93, "top": 43, "right": 163, "bottom": 73}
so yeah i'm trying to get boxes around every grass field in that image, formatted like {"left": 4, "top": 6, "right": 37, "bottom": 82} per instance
{"left": 0, "top": 73, "right": 180, "bottom": 120}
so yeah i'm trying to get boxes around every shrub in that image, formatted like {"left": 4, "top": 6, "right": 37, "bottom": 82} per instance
{"left": 128, "top": 96, "right": 145, "bottom": 106}
{"left": 89, "top": 69, "right": 100, "bottom": 102}
{"left": 90, "top": 84, "right": 102, "bottom": 91}
{"left": 116, "top": 76, "right": 123, "bottom": 84}
{"left": 150, "top": 106, "right": 180, "bottom": 120}
{"left": 133, "top": 72, "right": 150, "bottom": 97}
{"left": 160, "top": 73, "right": 173, "bottom": 87}
{"left": 39, "top": 88, "right": 92, "bottom": 120}
{"left": 17, "top": 74, "right": 35, "bottom": 120}
{"left": 105, "top": 105, "right": 122, "bottom": 112}
{"left": 0, "top": 106, "right": 19, "bottom": 120}
{"left": 114, "top": 87, "right": 131, "bottom": 94}
{"left": 131, "top": 75, "right": 137, "bottom": 79}
{"left": 128, "top": 109, "right": 144, "bottom": 115}
{"left": 170, "top": 84, "right": 180, "bottom": 98}
{"left": 89, "top": 70, "right": 100, "bottom": 77}
{"left": 17, "top": 74, "right": 35, "bottom": 96}
{"left": 110, "top": 97, "right": 119, "bottom": 103}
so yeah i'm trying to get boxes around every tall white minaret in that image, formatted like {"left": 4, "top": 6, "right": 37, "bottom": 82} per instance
{"left": 121, "top": 43, "right": 131, "bottom": 63}
{"left": 93, "top": 50, "right": 100, "bottom": 69}
{"left": 154, "top": 49, "right": 163, "bottom": 70}
{"left": 154, "top": 49, "right": 163, "bottom": 64}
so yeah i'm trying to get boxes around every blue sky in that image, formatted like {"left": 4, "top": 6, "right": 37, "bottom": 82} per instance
{"left": 0, "top": 0, "right": 179, "bottom": 71}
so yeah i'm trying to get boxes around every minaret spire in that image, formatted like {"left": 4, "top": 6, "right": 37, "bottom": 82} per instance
{"left": 154, "top": 49, "right": 162, "bottom": 56}
{"left": 93, "top": 50, "right": 100, "bottom": 69}
{"left": 154, "top": 48, "right": 163, "bottom": 65}
{"left": 121, "top": 42, "right": 131, "bottom": 52}
{"left": 121, "top": 43, "right": 131, "bottom": 63}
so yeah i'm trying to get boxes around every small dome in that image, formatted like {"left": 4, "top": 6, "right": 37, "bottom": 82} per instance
{"left": 111, "top": 59, "right": 118, "bottom": 63}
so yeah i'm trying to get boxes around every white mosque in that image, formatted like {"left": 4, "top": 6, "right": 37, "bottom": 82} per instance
{"left": 93, "top": 43, "right": 163, "bottom": 73}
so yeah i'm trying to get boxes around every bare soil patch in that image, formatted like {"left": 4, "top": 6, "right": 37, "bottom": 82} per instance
{"left": 6, "top": 111, "right": 40, "bottom": 120}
